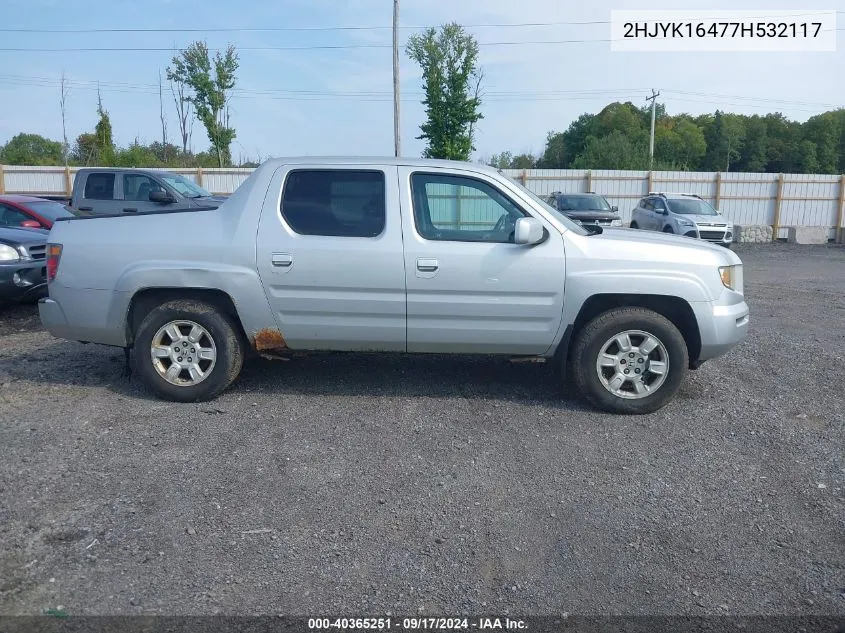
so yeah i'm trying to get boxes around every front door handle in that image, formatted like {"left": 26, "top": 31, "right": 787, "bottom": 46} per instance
{"left": 416, "top": 258, "right": 439, "bottom": 272}
{"left": 271, "top": 253, "right": 293, "bottom": 267}
{"left": 123, "top": 208, "right": 137, "bottom": 213}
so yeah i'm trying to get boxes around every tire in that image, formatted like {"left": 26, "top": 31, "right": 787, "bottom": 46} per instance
{"left": 569, "top": 307, "right": 688, "bottom": 414}
{"left": 132, "top": 299, "right": 244, "bottom": 402}
{"left": 663, "top": 226, "right": 674, "bottom": 233}
{"left": 629, "top": 222, "right": 639, "bottom": 229}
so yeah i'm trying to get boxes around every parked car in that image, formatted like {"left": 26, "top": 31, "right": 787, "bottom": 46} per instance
{"left": 545, "top": 191, "right": 623, "bottom": 227}
{"left": 0, "top": 195, "right": 77, "bottom": 230}
{"left": 0, "top": 225, "right": 48, "bottom": 305}
{"left": 39, "top": 157, "right": 749, "bottom": 414}
{"left": 630, "top": 192, "right": 734, "bottom": 247}
{"left": 69, "top": 168, "right": 228, "bottom": 216}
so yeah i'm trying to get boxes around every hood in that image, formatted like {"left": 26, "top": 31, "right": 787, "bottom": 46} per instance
{"left": 0, "top": 226, "right": 49, "bottom": 246}
{"left": 580, "top": 227, "right": 742, "bottom": 265}
{"left": 195, "top": 195, "right": 228, "bottom": 205}
{"left": 562, "top": 210, "right": 621, "bottom": 221}
{"left": 678, "top": 214, "right": 731, "bottom": 225}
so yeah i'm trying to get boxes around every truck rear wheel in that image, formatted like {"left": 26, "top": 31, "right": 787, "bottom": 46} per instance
{"left": 133, "top": 299, "right": 244, "bottom": 402}
{"left": 569, "top": 307, "right": 688, "bottom": 414}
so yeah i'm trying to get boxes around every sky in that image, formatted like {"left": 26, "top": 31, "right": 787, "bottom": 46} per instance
{"left": 1, "top": 0, "right": 843, "bottom": 163}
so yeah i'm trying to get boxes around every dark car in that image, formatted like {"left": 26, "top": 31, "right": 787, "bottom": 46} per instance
{"left": 0, "top": 225, "right": 49, "bottom": 305}
{"left": 0, "top": 194, "right": 77, "bottom": 230}
{"left": 545, "top": 192, "right": 623, "bottom": 227}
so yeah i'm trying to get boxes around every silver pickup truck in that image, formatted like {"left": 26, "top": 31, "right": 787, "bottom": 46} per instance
{"left": 38, "top": 157, "right": 749, "bottom": 414}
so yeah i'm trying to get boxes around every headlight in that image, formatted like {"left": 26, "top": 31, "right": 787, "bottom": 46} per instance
{"left": 677, "top": 218, "right": 695, "bottom": 226}
{"left": 0, "top": 244, "right": 21, "bottom": 263}
{"left": 611, "top": 219, "right": 622, "bottom": 227}
{"left": 718, "top": 265, "right": 743, "bottom": 294}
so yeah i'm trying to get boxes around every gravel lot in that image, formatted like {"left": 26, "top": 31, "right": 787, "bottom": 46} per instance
{"left": 1, "top": 244, "right": 843, "bottom": 617}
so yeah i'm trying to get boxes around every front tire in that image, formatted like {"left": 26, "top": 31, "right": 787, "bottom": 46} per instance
{"left": 629, "top": 222, "right": 639, "bottom": 229}
{"left": 133, "top": 299, "right": 244, "bottom": 402}
{"left": 569, "top": 307, "right": 688, "bottom": 414}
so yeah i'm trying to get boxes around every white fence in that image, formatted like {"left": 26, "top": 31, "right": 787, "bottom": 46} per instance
{"left": 501, "top": 168, "right": 845, "bottom": 240}
{"left": 2, "top": 164, "right": 844, "bottom": 240}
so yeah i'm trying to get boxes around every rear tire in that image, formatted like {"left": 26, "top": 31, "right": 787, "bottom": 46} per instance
{"left": 133, "top": 299, "right": 244, "bottom": 402}
{"left": 569, "top": 307, "right": 688, "bottom": 414}
{"left": 629, "top": 222, "right": 639, "bottom": 229}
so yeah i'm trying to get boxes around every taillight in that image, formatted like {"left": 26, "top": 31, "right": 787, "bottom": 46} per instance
{"left": 46, "top": 243, "right": 62, "bottom": 282}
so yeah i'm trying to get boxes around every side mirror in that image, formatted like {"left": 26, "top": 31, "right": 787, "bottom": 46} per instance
{"left": 514, "top": 217, "right": 545, "bottom": 245}
{"left": 20, "top": 220, "right": 43, "bottom": 229}
{"left": 149, "top": 190, "right": 175, "bottom": 204}
{"left": 611, "top": 205, "right": 618, "bottom": 213}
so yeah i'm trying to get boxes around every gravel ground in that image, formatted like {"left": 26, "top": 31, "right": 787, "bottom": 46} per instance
{"left": 0, "top": 244, "right": 843, "bottom": 617}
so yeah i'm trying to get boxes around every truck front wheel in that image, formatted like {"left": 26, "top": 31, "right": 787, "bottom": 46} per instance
{"left": 133, "top": 299, "right": 244, "bottom": 402}
{"left": 569, "top": 307, "right": 688, "bottom": 414}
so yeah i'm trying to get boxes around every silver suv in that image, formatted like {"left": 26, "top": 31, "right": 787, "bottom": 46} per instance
{"left": 630, "top": 192, "right": 734, "bottom": 248}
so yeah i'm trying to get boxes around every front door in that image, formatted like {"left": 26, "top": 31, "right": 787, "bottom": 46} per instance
{"left": 397, "top": 167, "right": 566, "bottom": 355}
{"left": 255, "top": 164, "right": 407, "bottom": 352}
{"left": 121, "top": 173, "right": 171, "bottom": 214}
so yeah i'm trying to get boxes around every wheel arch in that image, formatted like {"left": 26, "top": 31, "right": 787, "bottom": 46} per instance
{"left": 126, "top": 287, "right": 249, "bottom": 349}
{"left": 555, "top": 293, "right": 702, "bottom": 371}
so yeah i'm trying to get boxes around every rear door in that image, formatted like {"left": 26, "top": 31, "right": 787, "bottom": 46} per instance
{"left": 255, "top": 164, "right": 407, "bottom": 351}
{"left": 76, "top": 172, "right": 123, "bottom": 215}
{"left": 397, "top": 166, "right": 565, "bottom": 355}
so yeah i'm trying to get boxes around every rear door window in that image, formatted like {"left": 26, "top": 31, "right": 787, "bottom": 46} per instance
{"left": 280, "top": 170, "right": 385, "bottom": 238}
{"left": 83, "top": 173, "right": 116, "bottom": 200}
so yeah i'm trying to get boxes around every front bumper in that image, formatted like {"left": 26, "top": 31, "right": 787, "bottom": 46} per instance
{"left": 0, "top": 260, "right": 47, "bottom": 303}
{"left": 683, "top": 225, "right": 734, "bottom": 245}
{"left": 693, "top": 292, "right": 749, "bottom": 363}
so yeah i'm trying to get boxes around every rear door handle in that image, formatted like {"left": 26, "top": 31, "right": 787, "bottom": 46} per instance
{"left": 416, "top": 258, "right": 439, "bottom": 272}
{"left": 271, "top": 253, "right": 293, "bottom": 267}
{"left": 123, "top": 208, "right": 137, "bottom": 213}
{"left": 78, "top": 206, "right": 93, "bottom": 212}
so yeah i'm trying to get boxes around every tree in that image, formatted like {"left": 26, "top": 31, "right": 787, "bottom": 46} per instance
{"left": 487, "top": 151, "right": 536, "bottom": 169}
{"left": 0, "top": 133, "right": 63, "bottom": 165}
{"left": 168, "top": 41, "right": 239, "bottom": 167}
{"left": 59, "top": 70, "right": 70, "bottom": 166}
{"left": 406, "top": 23, "right": 483, "bottom": 161}
{"left": 94, "top": 88, "right": 116, "bottom": 165}
{"left": 703, "top": 111, "right": 745, "bottom": 171}
{"left": 572, "top": 130, "right": 647, "bottom": 170}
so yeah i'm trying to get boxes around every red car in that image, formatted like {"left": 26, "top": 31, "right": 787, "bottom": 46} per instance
{"left": 0, "top": 195, "right": 76, "bottom": 230}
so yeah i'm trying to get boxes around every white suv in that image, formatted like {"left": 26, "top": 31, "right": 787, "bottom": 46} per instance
{"left": 630, "top": 192, "right": 734, "bottom": 248}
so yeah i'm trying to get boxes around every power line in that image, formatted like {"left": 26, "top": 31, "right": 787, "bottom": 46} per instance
{"left": 1, "top": 11, "right": 841, "bottom": 33}
{"left": 1, "top": 73, "right": 838, "bottom": 108}
{"left": 1, "top": 28, "right": 842, "bottom": 53}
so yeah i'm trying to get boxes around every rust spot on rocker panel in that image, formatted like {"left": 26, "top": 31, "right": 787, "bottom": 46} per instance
{"left": 253, "top": 328, "right": 288, "bottom": 352}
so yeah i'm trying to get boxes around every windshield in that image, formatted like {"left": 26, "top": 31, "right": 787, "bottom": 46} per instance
{"left": 668, "top": 198, "right": 719, "bottom": 216}
{"left": 160, "top": 174, "right": 212, "bottom": 198}
{"left": 25, "top": 200, "right": 76, "bottom": 220}
{"left": 500, "top": 173, "right": 588, "bottom": 234}
{"left": 557, "top": 195, "right": 611, "bottom": 211}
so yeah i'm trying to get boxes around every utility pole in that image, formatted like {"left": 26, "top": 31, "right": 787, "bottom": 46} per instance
{"left": 646, "top": 88, "right": 660, "bottom": 169}
{"left": 392, "top": 0, "right": 401, "bottom": 157}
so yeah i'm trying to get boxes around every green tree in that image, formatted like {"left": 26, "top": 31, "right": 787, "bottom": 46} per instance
{"left": 0, "top": 133, "right": 63, "bottom": 165}
{"left": 735, "top": 116, "right": 768, "bottom": 172}
{"left": 94, "top": 90, "right": 116, "bottom": 165}
{"left": 654, "top": 117, "right": 706, "bottom": 170}
{"left": 802, "top": 111, "right": 842, "bottom": 173}
{"left": 406, "top": 23, "right": 483, "bottom": 161}
{"left": 703, "top": 111, "right": 745, "bottom": 171}
{"left": 168, "top": 41, "right": 239, "bottom": 167}
{"left": 572, "top": 130, "right": 647, "bottom": 170}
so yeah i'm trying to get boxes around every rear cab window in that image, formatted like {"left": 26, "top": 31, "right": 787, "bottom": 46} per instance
{"left": 280, "top": 170, "right": 385, "bottom": 238}
{"left": 83, "top": 173, "right": 116, "bottom": 200}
